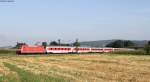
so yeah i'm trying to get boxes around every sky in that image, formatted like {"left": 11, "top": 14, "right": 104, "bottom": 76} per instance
{"left": 0, "top": 0, "right": 150, "bottom": 46}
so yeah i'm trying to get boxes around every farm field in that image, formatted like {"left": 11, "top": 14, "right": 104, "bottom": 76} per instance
{"left": 0, "top": 54, "right": 150, "bottom": 82}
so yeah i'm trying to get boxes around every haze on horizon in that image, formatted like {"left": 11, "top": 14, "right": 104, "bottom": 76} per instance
{"left": 0, "top": 0, "right": 150, "bottom": 46}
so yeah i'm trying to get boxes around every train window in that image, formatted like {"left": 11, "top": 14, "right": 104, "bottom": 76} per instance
{"left": 76, "top": 48, "right": 79, "bottom": 50}
{"left": 100, "top": 49, "right": 103, "bottom": 50}
{"left": 62, "top": 48, "right": 65, "bottom": 50}
{"left": 104, "top": 49, "right": 112, "bottom": 50}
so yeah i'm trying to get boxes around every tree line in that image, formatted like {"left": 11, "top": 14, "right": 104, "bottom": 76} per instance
{"left": 106, "top": 40, "right": 150, "bottom": 54}
{"left": 106, "top": 40, "right": 134, "bottom": 48}
{"left": 15, "top": 40, "right": 80, "bottom": 49}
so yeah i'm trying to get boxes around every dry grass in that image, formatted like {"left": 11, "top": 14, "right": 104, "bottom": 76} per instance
{"left": 1, "top": 54, "right": 150, "bottom": 82}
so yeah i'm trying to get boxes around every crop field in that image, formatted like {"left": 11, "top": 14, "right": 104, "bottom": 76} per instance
{"left": 0, "top": 54, "right": 150, "bottom": 82}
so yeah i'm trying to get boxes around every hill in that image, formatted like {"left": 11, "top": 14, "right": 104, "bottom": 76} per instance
{"left": 80, "top": 40, "right": 148, "bottom": 48}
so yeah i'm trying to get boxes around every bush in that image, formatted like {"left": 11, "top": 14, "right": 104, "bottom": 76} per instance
{"left": 0, "top": 49, "right": 16, "bottom": 55}
{"left": 109, "top": 50, "right": 147, "bottom": 55}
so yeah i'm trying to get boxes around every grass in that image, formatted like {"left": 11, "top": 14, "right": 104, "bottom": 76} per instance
{"left": 1, "top": 53, "right": 150, "bottom": 82}
{"left": 3, "top": 62, "right": 70, "bottom": 82}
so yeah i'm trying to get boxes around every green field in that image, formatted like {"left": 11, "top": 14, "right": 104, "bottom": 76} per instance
{"left": 0, "top": 54, "right": 150, "bottom": 82}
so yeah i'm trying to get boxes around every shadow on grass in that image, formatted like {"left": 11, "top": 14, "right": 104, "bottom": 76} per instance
{"left": 0, "top": 73, "right": 20, "bottom": 82}
{"left": 3, "top": 62, "right": 71, "bottom": 82}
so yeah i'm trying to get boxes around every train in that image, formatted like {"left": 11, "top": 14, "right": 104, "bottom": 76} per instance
{"left": 16, "top": 45, "right": 128, "bottom": 54}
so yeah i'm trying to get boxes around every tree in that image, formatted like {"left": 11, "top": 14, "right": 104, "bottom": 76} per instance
{"left": 73, "top": 39, "right": 80, "bottom": 53}
{"left": 49, "top": 41, "right": 58, "bottom": 46}
{"left": 42, "top": 42, "right": 47, "bottom": 48}
{"left": 106, "top": 40, "right": 134, "bottom": 48}
{"left": 73, "top": 39, "right": 80, "bottom": 47}
{"left": 144, "top": 41, "right": 150, "bottom": 54}
{"left": 124, "top": 40, "right": 135, "bottom": 48}
{"left": 148, "top": 41, "right": 150, "bottom": 45}
{"left": 106, "top": 40, "right": 123, "bottom": 48}
{"left": 14, "top": 42, "right": 26, "bottom": 48}
{"left": 58, "top": 39, "right": 61, "bottom": 46}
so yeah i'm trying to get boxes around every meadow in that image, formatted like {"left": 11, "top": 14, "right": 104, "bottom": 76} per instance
{"left": 0, "top": 53, "right": 150, "bottom": 82}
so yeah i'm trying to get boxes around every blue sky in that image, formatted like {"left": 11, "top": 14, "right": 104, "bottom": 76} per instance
{"left": 0, "top": 0, "right": 150, "bottom": 46}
